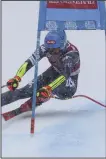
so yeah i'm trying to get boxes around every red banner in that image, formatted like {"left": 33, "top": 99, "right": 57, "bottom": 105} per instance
{"left": 47, "top": 1, "right": 98, "bottom": 9}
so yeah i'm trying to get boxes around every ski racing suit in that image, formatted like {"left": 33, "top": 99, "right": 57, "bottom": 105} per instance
{"left": 1, "top": 41, "right": 80, "bottom": 106}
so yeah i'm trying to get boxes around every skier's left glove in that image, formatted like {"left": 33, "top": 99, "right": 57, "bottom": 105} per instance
{"left": 37, "top": 86, "right": 52, "bottom": 103}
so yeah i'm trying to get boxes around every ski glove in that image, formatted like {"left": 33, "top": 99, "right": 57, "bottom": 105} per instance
{"left": 37, "top": 86, "right": 52, "bottom": 103}
{"left": 7, "top": 76, "right": 21, "bottom": 91}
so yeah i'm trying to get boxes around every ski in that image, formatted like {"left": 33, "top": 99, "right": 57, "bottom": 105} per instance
{"left": 2, "top": 98, "right": 32, "bottom": 121}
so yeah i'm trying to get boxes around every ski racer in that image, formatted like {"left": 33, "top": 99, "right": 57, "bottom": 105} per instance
{"left": 1, "top": 30, "right": 80, "bottom": 111}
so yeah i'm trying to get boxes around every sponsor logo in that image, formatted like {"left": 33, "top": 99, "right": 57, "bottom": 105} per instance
{"left": 47, "top": 1, "right": 97, "bottom": 9}
{"left": 65, "top": 21, "right": 77, "bottom": 29}
{"left": 46, "top": 40, "right": 56, "bottom": 44}
{"left": 85, "top": 21, "right": 96, "bottom": 29}
{"left": 46, "top": 21, "right": 58, "bottom": 30}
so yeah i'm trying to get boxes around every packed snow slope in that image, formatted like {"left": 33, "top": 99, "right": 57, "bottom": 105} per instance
{"left": 2, "top": 1, "right": 106, "bottom": 157}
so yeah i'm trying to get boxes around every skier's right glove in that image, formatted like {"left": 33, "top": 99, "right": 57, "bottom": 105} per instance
{"left": 36, "top": 86, "right": 52, "bottom": 104}
{"left": 7, "top": 76, "right": 21, "bottom": 91}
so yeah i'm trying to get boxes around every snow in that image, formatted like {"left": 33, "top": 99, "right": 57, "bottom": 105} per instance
{"left": 2, "top": 1, "right": 106, "bottom": 158}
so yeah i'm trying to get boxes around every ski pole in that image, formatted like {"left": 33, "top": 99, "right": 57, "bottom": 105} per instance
{"left": 1, "top": 84, "right": 7, "bottom": 89}
{"left": 52, "top": 95, "right": 106, "bottom": 108}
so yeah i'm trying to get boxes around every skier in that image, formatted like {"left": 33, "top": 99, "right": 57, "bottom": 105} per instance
{"left": 1, "top": 30, "right": 80, "bottom": 113}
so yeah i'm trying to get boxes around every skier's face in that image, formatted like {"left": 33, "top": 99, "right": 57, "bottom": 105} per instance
{"left": 47, "top": 48, "right": 61, "bottom": 54}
